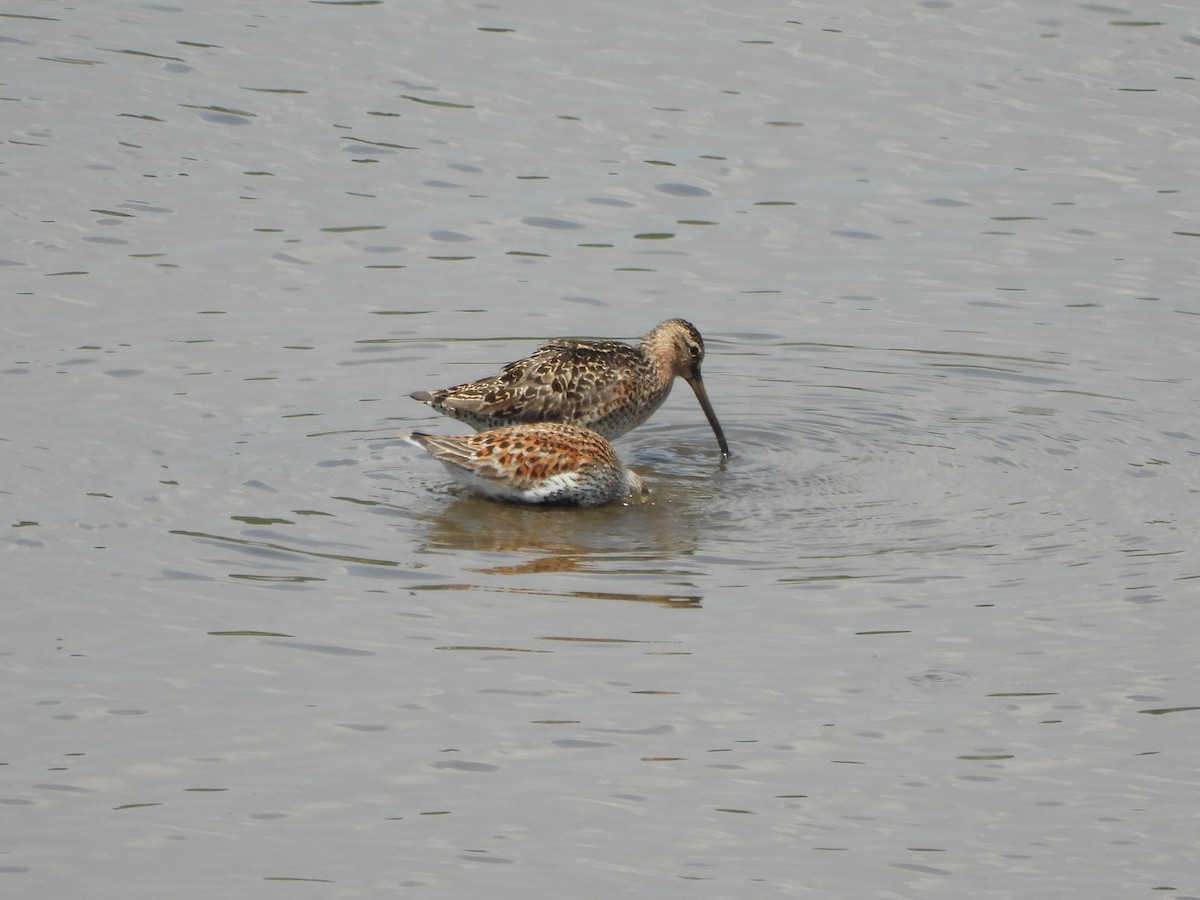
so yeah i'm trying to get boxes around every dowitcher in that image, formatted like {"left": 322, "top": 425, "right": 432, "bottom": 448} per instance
{"left": 410, "top": 319, "right": 730, "bottom": 456}
{"left": 405, "top": 422, "right": 647, "bottom": 507}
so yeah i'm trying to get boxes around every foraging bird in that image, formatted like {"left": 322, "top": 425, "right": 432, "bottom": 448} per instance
{"left": 405, "top": 422, "right": 647, "bottom": 507}
{"left": 410, "top": 319, "right": 730, "bottom": 456}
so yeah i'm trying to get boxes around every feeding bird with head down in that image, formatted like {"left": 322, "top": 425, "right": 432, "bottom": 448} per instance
{"left": 404, "top": 422, "right": 647, "bottom": 507}
{"left": 409, "top": 318, "right": 730, "bottom": 457}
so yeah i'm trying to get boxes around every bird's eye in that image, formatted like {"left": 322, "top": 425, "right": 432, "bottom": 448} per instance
{"left": 688, "top": 343, "right": 702, "bottom": 359}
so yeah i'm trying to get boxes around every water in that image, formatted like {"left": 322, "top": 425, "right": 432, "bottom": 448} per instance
{"left": 3, "top": 1, "right": 1199, "bottom": 897}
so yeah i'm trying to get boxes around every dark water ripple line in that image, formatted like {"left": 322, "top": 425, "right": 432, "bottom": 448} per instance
{"left": 170, "top": 528, "right": 410, "bottom": 569}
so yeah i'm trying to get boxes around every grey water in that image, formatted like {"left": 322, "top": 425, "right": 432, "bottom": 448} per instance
{"left": 3, "top": 1, "right": 1199, "bottom": 897}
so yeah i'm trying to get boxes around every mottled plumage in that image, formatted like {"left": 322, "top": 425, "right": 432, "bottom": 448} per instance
{"left": 410, "top": 319, "right": 730, "bottom": 456}
{"left": 405, "top": 423, "right": 647, "bottom": 507}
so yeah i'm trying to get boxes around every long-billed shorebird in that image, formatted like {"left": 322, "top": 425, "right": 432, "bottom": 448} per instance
{"left": 410, "top": 319, "right": 730, "bottom": 457}
{"left": 405, "top": 423, "right": 647, "bottom": 507}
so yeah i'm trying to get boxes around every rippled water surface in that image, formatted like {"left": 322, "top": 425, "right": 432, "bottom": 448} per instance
{"left": 4, "top": 1, "right": 1200, "bottom": 897}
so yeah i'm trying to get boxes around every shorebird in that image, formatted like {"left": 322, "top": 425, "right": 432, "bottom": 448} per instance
{"left": 410, "top": 319, "right": 730, "bottom": 456}
{"left": 404, "top": 422, "right": 647, "bottom": 507}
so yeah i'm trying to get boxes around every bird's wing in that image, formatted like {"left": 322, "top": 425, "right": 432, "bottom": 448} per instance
{"left": 436, "top": 340, "right": 640, "bottom": 423}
